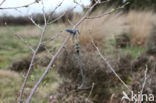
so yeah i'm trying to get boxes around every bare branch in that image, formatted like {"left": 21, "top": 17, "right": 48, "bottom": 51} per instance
{"left": 47, "top": 5, "right": 77, "bottom": 25}
{"left": 47, "top": 0, "right": 64, "bottom": 22}
{"left": 91, "top": 37, "right": 131, "bottom": 92}
{"left": 138, "top": 65, "right": 148, "bottom": 103}
{"left": 14, "top": 9, "right": 42, "bottom": 29}
{"left": 0, "top": 1, "right": 39, "bottom": 9}
{"left": 25, "top": 2, "right": 100, "bottom": 103}
{"left": 74, "top": 0, "right": 108, "bottom": 8}
{"left": 87, "top": 82, "right": 95, "bottom": 98}
{"left": 41, "top": 0, "right": 47, "bottom": 26}
{"left": 0, "top": 0, "right": 6, "bottom": 7}
{"left": 26, "top": 35, "right": 71, "bottom": 103}
{"left": 18, "top": 0, "right": 48, "bottom": 102}
{"left": 29, "top": 16, "right": 42, "bottom": 29}
{"left": 141, "top": 65, "right": 148, "bottom": 93}
{"left": 43, "top": 45, "right": 53, "bottom": 57}
{"left": 86, "top": 2, "right": 129, "bottom": 19}
{"left": 73, "top": 2, "right": 98, "bottom": 29}
{"left": 15, "top": 34, "right": 35, "bottom": 53}
{"left": 47, "top": 12, "right": 66, "bottom": 24}
{"left": 67, "top": 18, "right": 74, "bottom": 26}
{"left": 43, "top": 31, "right": 63, "bottom": 44}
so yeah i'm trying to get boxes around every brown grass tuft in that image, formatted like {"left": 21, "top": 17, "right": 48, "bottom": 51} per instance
{"left": 0, "top": 70, "right": 20, "bottom": 79}
{"left": 16, "top": 26, "right": 40, "bottom": 37}
{"left": 127, "top": 10, "right": 155, "bottom": 46}
{"left": 69, "top": 9, "right": 126, "bottom": 51}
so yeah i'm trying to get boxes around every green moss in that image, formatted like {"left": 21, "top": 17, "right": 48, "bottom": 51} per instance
{"left": 125, "top": 76, "right": 131, "bottom": 84}
{"left": 119, "top": 46, "right": 145, "bottom": 59}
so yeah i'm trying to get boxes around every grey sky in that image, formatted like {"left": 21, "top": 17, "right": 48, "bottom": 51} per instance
{"left": 0, "top": 0, "right": 91, "bottom": 17}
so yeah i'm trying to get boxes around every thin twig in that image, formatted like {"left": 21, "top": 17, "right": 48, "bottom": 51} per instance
{"left": 18, "top": 0, "right": 47, "bottom": 102}
{"left": 14, "top": 9, "right": 42, "bottom": 29}
{"left": 47, "top": 12, "right": 66, "bottom": 24}
{"left": 0, "top": 0, "right": 6, "bottom": 7}
{"left": 138, "top": 65, "right": 148, "bottom": 103}
{"left": 141, "top": 65, "right": 148, "bottom": 94}
{"left": 141, "top": 65, "right": 148, "bottom": 93}
{"left": 47, "top": 5, "right": 77, "bottom": 25}
{"left": 43, "top": 45, "right": 53, "bottom": 57}
{"left": 26, "top": 35, "right": 71, "bottom": 103}
{"left": 42, "top": 31, "right": 63, "bottom": 44}
{"left": 29, "top": 16, "right": 42, "bottom": 29}
{"left": 110, "top": 93, "right": 115, "bottom": 103}
{"left": 86, "top": 2, "right": 129, "bottom": 19}
{"left": 67, "top": 18, "right": 74, "bottom": 26}
{"left": 91, "top": 38, "right": 131, "bottom": 92}
{"left": 87, "top": 82, "right": 95, "bottom": 98}
{"left": 15, "top": 34, "right": 35, "bottom": 53}
{"left": 0, "top": 1, "right": 38, "bottom": 9}
{"left": 47, "top": 0, "right": 64, "bottom": 23}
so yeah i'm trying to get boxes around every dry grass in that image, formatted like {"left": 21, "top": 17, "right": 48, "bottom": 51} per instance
{"left": 0, "top": 70, "right": 20, "bottom": 79}
{"left": 16, "top": 26, "right": 40, "bottom": 37}
{"left": 127, "top": 10, "right": 156, "bottom": 46}
{"left": 70, "top": 9, "right": 156, "bottom": 49}
{"left": 69, "top": 9, "right": 127, "bottom": 51}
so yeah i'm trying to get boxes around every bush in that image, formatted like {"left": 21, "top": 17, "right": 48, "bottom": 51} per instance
{"left": 55, "top": 46, "right": 133, "bottom": 102}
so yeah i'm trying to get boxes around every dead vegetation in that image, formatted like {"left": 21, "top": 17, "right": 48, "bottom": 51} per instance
{"left": 54, "top": 47, "right": 156, "bottom": 102}
{"left": 8, "top": 52, "right": 51, "bottom": 71}
{"left": 127, "top": 10, "right": 155, "bottom": 46}
{"left": 77, "top": 10, "right": 126, "bottom": 51}
{"left": 49, "top": 9, "right": 156, "bottom": 103}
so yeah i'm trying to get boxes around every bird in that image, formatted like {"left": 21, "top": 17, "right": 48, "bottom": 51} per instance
{"left": 65, "top": 29, "right": 80, "bottom": 40}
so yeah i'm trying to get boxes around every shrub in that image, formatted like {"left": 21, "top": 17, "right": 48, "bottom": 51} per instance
{"left": 55, "top": 46, "right": 133, "bottom": 102}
